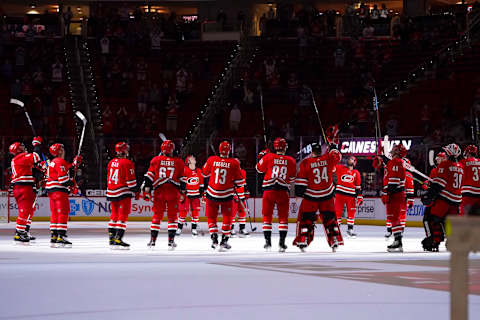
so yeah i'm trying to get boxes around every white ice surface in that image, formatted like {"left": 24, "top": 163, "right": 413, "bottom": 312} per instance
{"left": 0, "top": 222, "right": 479, "bottom": 320}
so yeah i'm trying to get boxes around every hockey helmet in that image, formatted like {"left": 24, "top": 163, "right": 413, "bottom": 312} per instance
{"left": 436, "top": 152, "right": 447, "bottom": 164}
{"left": 115, "top": 142, "right": 130, "bottom": 155}
{"left": 219, "top": 141, "right": 231, "bottom": 157}
{"left": 161, "top": 140, "right": 175, "bottom": 155}
{"left": 442, "top": 143, "right": 461, "bottom": 159}
{"left": 49, "top": 143, "right": 64, "bottom": 157}
{"left": 463, "top": 145, "right": 478, "bottom": 158}
{"left": 390, "top": 144, "right": 407, "bottom": 158}
{"left": 9, "top": 142, "right": 25, "bottom": 155}
{"left": 273, "top": 138, "right": 287, "bottom": 152}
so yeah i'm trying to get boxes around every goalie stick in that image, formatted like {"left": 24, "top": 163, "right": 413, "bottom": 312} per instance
{"left": 75, "top": 111, "right": 87, "bottom": 157}
{"left": 306, "top": 87, "right": 327, "bottom": 144}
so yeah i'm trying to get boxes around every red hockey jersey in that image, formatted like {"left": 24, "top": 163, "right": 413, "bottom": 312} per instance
{"left": 184, "top": 167, "right": 204, "bottom": 198}
{"left": 10, "top": 152, "right": 41, "bottom": 186}
{"left": 460, "top": 157, "right": 480, "bottom": 197}
{"left": 382, "top": 158, "right": 406, "bottom": 195}
{"left": 202, "top": 156, "right": 245, "bottom": 201}
{"left": 335, "top": 164, "right": 361, "bottom": 197}
{"left": 46, "top": 158, "right": 72, "bottom": 194}
{"left": 295, "top": 149, "right": 341, "bottom": 201}
{"left": 256, "top": 152, "right": 296, "bottom": 191}
{"left": 432, "top": 160, "right": 463, "bottom": 204}
{"left": 144, "top": 155, "right": 184, "bottom": 190}
{"left": 106, "top": 158, "right": 137, "bottom": 201}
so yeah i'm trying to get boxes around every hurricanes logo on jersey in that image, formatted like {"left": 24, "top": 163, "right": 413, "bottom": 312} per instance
{"left": 187, "top": 177, "right": 199, "bottom": 184}
{"left": 341, "top": 174, "right": 354, "bottom": 183}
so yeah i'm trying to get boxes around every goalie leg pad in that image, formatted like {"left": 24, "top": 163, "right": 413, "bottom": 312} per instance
{"left": 293, "top": 211, "right": 317, "bottom": 247}
{"left": 320, "top": 211, "right": 344, "bottom": 247}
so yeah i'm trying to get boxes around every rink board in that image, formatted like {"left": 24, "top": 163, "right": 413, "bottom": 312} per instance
{"left": 1, "top": 196, "right": 425, "bottom": 226}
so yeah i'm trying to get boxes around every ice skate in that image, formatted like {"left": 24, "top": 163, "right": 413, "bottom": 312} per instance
{"left": 191, "top": 229, "right": 198, "bottom": 237}
{"left": 219, "top": 235, "right": 231, "bottom": 252}
{"left": 238, "top": 228, "right": 249, "bottom": 238}
{"left": 230, "top": 228, "right": 237, "bottom": 237}
{"left": 331, "top": 239, "right": 339, "bottom": 252}
{"left": 422, "top": 237, "right": 440, "bottom": 252}
{"left": 384, "top": 228, "right": 392, "bottom": 240}
{"left": 168, "top": 240, "right": 177, "bottom": 251}
{"left": 56, "top": 235, "right": 72, "bottom": 248}
{"left": 387, "top": 238, "right": 403, "bottom": 253}
{"left": 346, "top": 227, "right": 357, "bottom": 238}
{"left": 211, "top": 233, "right": 219, "bottom": 249}
{"left": 176, "top": 224, "right": 183, "bottom": 236}
{"left": 14, "top": 231, "right": 30, "bottom": 245}
{"left": 278, "top": 243, "right": 287, "bottom": 253}
{"left": 112, "top": 238, "right": 130, "bottom": 250}
{"left": 264, "top": 238, "right": 272, "bottom": 251}
{"left": 147, "top": 238, "right": 156, "bottom": 248}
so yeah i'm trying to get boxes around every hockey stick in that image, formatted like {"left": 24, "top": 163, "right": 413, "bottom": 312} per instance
{"left": 75, "top": 111, "right": 87, "bottom": 157}
{"left": 232, "top": 185, "right": 257, "bottom": 232}
{"left": 258, "top": 85, "right": 268, "bottom": 146}
{"left": 159, "top": 132, "right": 167, "bottom": 142}
{"left": 384, "top": 136, "right": 433, "bottom": 182}
{"left": 373, "top": 86, "right": 382, "bottom": 155}
{"left": 306, "top": 87, "right": 327, "bottom": 143}
{"left": 10, "top": 98, "right": 48, "bottom": 160}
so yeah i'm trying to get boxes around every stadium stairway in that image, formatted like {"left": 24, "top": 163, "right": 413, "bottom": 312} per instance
{"left": 65, "top": 37, "right": 100, "bottom": 187}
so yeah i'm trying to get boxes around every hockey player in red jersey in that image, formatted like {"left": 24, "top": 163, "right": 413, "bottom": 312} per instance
{"left": 256, "top": 138, "right": 296, "bottom": 252}
{"left": 460, "top": 145, "right": 480, "bottom": 215}
{"left": 9, "top": 138, "right": 44, "bottom": 244}
{"left": 421, "top": 143, "right": 463, "bottom": 251}
{"left": 293, "top": 142, "right": 343, "bottom": 252}
{"left": 46, "top": 143, "right": 82, "bottom": 248}
{"left": 334, "top": 155, "right": 363, "bottom": 237}
{"left": 106, "top": 142, "right": 137, "bottom": 249}
{"left": 231, "top": 159, "right": 250, "bottom": 237}
{"left": 142, "top": 140, "right": 184, "bottom": 250}
{"left": 177, "top": 155, "right": 204, "bottom": 236}
{"left": 382, "top": 144, "right": 407, "bottom": 252}
{"left": 202, "top": 141, "right": 245, "bottom": 251}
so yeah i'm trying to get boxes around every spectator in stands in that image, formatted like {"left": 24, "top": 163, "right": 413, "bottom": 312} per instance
{"left": 229, "top": 104, "right": 241, "bottom": 133}
{"left": 150, "top": 28, "right": 163, "bottom": 52}
{"left": 1, "top": 59, "right": 13, "bottom": 80}
{"left": 267, "top": 6, "right": 276, "bottom": 20}
{"left": 136, "top": 58, "right": 148, "bottom": 81}
{"left": 298, "top": 85, "right": 311, "bottom": 109}
{"left": 217, "top": 9, "right": 227, "bottom": 31}
{"left": 264, "top": 57, "right": 276, "bottom": 81}
{"left": 259, "top": 14, "right": 267, "bottom": 37}
{"left": 137, "top": 86, "right": 149, "bottom": 114}
{"left": 380, "top": 4, "right": 389, "bottom": 19}
{"left": 32, "top": 67, "right": 45, "bottom": 89}
{"left": 334, "top": 43, "right": 345, "bottom": 68}
{"left": 243, "top": 82, "right": 254, "bottom": 106}
{"left": 52, "top": 57, "right": 64, "bottom": 83}
{"left": 287, "top": 73, "right": 299, "bottom": 102}
{"left": 149, "top": 83, "right": 161, "bottom": 106}
{"left": 63, "top": 7, "right": 73, "bottom": 35}
{"left": 10, "top": 79, "right": 21, "bottom": 98}
{"left": 297, "top": 25, "right": 308, "bottom": 59}
{"left": 176, "top": 66, "right": 189, "bottom": 101}
{"left": 371, "top": 5, "right": 380, "bottom": 20}
{"left": 166, "top": 96, "right": 179, "bottom": 133}
{"left": 358, "top": 3, "right": 369, "bottom": 25}
{"left": 100, "top": 35, "right": 110, "bottom": 55}
{"left": 237, "top": 11, "right": 246, "bottom": 32}
{"left": 15, "top": 46, "right": 25, "bottom": 72}
{"left": 362, "top": 24, "right": 375, "bottom": 39}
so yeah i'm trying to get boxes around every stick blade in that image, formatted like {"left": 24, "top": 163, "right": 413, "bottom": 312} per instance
{"left": 159, "top": 133, "right": 167, "bottom": 142}
{"left": 10, "top": 98, "right": 24, "bottom": 107}
{"left": 383, "top": 135, "right": 390, "bottom": 159}
{"left": 75, "top": 111, "right": 87, "bottom": 124}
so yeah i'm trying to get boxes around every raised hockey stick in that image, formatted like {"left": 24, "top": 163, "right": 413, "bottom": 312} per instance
{"left": 258, "top": 84, "right": 268, "bottom": 146}
{"left": 75, "top": 111, "right": 87, "bottom": 157}
{"left": 306, "top": 87, "right": 327, "bottom": 144}
{"left": 373, "top": 86, "right": 382, "bottom": 155}
{"left": 159, "top": 132, "right": 167, "bottom": 142}
{"left": 10, "top": 98, "right": 48, "bottom": 160}
{"left": 384, "top": 136, "right": 433, "bottom": 182}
